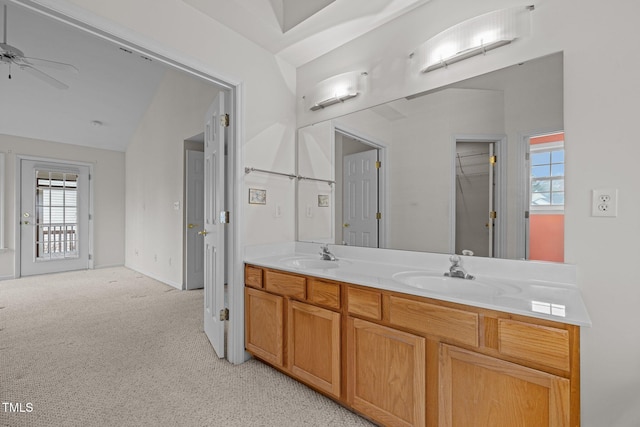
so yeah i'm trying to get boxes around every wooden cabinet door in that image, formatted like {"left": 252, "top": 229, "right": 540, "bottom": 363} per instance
{"left": 245, "top": 287, "right": 284, "bottom": 367}
{"left": 347, "top": 317, "right": 426, "bottom": 427}
{"left": 439, "top": 344, "right": 570, "bottom": 427}
{"left": 288, "top": 301, "right": 341, "bottom": 397}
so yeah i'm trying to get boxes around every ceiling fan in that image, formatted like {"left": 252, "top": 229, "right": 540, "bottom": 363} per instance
{"left": 1, "top": 4, "right": 78, "bottom": 89}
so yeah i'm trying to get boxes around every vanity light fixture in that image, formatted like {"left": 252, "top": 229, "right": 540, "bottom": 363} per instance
{"left": 306, "top": 71, "right": 367, "bottom": 111}
{"left": 414, "top": 5, "right": 533, "bottom": 73}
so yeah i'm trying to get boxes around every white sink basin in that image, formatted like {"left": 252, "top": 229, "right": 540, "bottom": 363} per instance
{"left": 392, "top": 271, "right": 519, "bottom": 297}
{"left": 280, "top": 257, "right": 346, "bottom": 270}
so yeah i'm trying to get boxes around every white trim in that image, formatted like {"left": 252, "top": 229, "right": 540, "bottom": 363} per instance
{"left": 451, "top": 134, "right": 507, "bottom": 258}
{"left": 519, "top": 129, "right": 565, "bottom": 260}
{"left": 0, "top": 153, "right": 5, "bottom": 249}
{"left": 228, "top": 82, "right": 248, "bottom": 364}
{"left": 10, "top": 0, "right": 246, "bottom": 364}
{"left": 125, "top": 264, "right": 182, "bottom": 290}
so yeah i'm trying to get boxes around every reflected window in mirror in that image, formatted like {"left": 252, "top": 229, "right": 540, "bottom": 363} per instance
{"left": 528, "top": 132, "right": 565, "bottom": 262}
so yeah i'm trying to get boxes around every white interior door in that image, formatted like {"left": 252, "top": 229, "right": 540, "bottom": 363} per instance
{"left": 203, "top": 92, "right": 227, "bottom": 358}
{"left": 20, "top": 159, "right": 90, "bottom": 276}
{"left": 343, "top": 149, "right": 378, "bottom": 247}
{"left": 185, "top": 150, "right": 204, "bottom": 290}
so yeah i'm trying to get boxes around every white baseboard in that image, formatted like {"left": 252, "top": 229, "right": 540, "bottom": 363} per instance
{"left": 124, "top": 263, "right": 182, "bottom": 290}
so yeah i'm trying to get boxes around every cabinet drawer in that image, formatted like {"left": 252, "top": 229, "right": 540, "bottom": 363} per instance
{"left": 308, "top": 278, "right": 341, "bottom": 309}
{"left": 388, "top": 296, "right": 479, "bottom": 347}
{"left": 498, "top": 319, "right": 570, "bottom": 371}
{"left": 265, "top": 270, "right": 306, "bottom": 299}
{"left": 245, "top": 265, "right": 263, "bottom": 289}
{"left": 347, "top": 287, "right": 382, "bottom": 320}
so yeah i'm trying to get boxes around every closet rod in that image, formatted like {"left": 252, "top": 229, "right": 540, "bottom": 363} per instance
{"left": 244, "top": 167, "right": 296, "bottom": 180}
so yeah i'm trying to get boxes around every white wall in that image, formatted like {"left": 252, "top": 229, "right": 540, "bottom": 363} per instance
{"left": 29, "top": 0, "right": 298, "bottom": 248}
{"left": 0, "top": 134, "right": 125, "bottom": 278}
{"left": 125, "top": 68, "right": 219, "bottom": 288}
{"left": 297, "top": 0, "right": 640, "bottom": 425}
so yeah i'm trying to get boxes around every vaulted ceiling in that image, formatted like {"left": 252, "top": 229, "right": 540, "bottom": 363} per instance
{"left": 0, "top": 0, "right": 430, "bottom": 151}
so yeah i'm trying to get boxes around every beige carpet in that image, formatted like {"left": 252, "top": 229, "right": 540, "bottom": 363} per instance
{"left": 0, "top": 267, "right": 374, "bottom": 427}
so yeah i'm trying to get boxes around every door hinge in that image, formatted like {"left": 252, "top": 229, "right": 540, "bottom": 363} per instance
{"left": 220, "top": 211, "right": 230, "bottom": 224}
{"left": 219, "top": 308, "right": 229, "bottom": 321}
{"left": 88, "top": 254, "right": 92, "bottom": 260}
{"left": 525, "top": 210, "right": 530, "bottom": 219}
{"left": 490, "top": 211, "right": 497, "bottom": 219}
{"left": 525, "top": 152, "right": 530, "bottom": 161}
{"left": 221, "top": 114, "right": 229, "bottom": 128}
{"left": 376, "top": 212, "right": 382, "bottom": 220}
{"left": 375, "top": 161, "right": 382, "bottom": 169}
{"left": 489, "top": 155, "right": 497, "bottom": 165}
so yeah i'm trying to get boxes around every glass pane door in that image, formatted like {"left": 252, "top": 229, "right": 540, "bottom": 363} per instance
{"left": 35, "top": 170, "right": 79, "bottom": 260}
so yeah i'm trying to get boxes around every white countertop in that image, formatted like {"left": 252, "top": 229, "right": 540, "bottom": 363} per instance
{"left": 244, "top": 242, "right": 592, "bottom": 327}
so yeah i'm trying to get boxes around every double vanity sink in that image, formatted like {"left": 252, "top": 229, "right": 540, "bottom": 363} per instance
{"left": 244, "top": 243, "right": 590, "bottom": 426}
{"left": 282, "top": 255, "right": 509, "bottom": 296}
{"left": 249, "top": 246, "right": 591, "bottom": 327}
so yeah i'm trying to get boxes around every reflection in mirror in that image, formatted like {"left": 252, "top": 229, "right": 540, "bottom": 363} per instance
{"left": 297, "top": 52, "right": 564, "bottom": 261}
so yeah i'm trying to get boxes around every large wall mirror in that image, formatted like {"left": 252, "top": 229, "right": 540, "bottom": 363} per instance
{"left": 297, "top": 52, "right": 564, "bottom": 262}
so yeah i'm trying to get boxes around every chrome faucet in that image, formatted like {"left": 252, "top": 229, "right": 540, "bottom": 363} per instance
{"left": 319, "top": 245, "right": 337, "bottom": 261}
{"left": 444, "top": 255, "right": 474, "bottom": 280}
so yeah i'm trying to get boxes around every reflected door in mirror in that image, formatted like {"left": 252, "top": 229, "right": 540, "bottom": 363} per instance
{"left": 343, "top": 149, "right": 379, "bottom": 247}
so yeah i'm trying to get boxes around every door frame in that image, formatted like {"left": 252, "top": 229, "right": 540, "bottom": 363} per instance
{"left": 450, "top": 135, "right": 506, "bottom": 258}
{"left": 16, "top": 1, "right": 247, "bottom": 364}
{"left": 334, "top": 124, "right": 388, "bottom": 249}
{"left": 14, "top": 155, "right": 95, "bottom": 277}
{"left": 519, "top": 128, "right": 565, "bottom": 261}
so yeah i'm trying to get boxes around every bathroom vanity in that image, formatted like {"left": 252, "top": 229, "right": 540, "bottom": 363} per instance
{"left": 244, "top": 243, "right": 590, "bottom": 427}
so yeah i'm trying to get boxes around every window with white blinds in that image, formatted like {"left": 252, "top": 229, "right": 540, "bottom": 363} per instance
{"left": 35, "top": 171, "right": 79, "bottom": 259}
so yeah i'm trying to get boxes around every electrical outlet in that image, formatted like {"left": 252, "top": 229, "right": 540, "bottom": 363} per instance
{"left": 592, "top": 189, "right": 618, "bottom": 217}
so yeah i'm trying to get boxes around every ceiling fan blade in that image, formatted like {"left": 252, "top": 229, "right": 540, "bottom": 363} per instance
{"left": 22, "top": 56, "right": 79, "bottom": 74}
{"left": 19, "top": 64, "right": 69, "bottom": 90}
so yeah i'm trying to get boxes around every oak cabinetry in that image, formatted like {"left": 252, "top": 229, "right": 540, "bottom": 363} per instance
{"left": 245, "top": 265, "right": 263, "bottom": 289}
{"left": 264, "top": 269, "right": 306, "bottom": 299}
{"left": 440, "top": 344, "right": 570, "bottom": 427}
{"left": 288, "top": 300, "right": 341, "bottom": 397}
{"left": 347, "top": 286, "right": 382, "bottom": 320}
{"left": 244, "top": 287, "right": 284, "bottom": 366}
{"left": 388, "top": 295, "right": 479, "bottom": 348}
{"left": 307, "top": 278, "right": 341, "bottom": 310}
{"left": 497, "top": 319, "right": 570, "bottom": 371}
{"left": 244, "top": 265, "right": 342, "bottom": 398}
{"left": 244, "top": 264, "right": 580, "bottom": 427}
{"left": 347, "top": 317, "right": 426, "bottom": 427}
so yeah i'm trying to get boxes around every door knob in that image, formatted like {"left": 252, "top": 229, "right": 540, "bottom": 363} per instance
{"left": 198, "top": 230, "right": 208, "bottom": 236}
{"left": 343, "top": 223, "right": 350, "bottom": 228}
{"left": 188, "top": 223, "right": 199, "bottom": 229}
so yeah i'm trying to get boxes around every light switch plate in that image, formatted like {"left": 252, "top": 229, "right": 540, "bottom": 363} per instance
{"left": 591, "top": 189, "right": 618, "bottom": 217}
